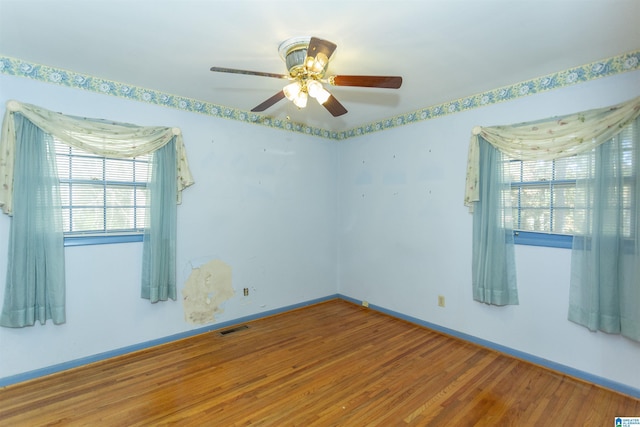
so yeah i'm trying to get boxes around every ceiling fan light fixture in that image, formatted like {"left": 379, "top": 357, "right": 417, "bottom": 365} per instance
{"left": 292, "top": 91, "right": 308, "bottom": 108}
{"left": 314, "top": 88, "right": 331, "bottom": 105}
{"left": 283, "top": 81, "right": 302, "bottom": 101}
{"left": 306, "top": 52, "right": 329, "bottom": 74}
{"left": 307, "top": 79, "right": 331, "bottom": 104}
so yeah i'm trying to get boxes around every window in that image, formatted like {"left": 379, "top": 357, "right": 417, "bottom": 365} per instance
{"left": 54, "top": 138, "right": 150, "bottom": 244}
{"left": 506, "top": 120, "right": 636, "bottom": 248}
{"left": 506, "top": 155, "right": 588, "bottom": 232}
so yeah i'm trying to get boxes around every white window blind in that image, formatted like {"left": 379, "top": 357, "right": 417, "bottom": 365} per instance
{"left": 54, "top": 139, "right": 150, "bottom": 235}
{"left": 506, "top": 155, "right": 589, "bottom": 235}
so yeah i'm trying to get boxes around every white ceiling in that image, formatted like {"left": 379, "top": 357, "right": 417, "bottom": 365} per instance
{"left": 1, "top": 0, "right": 639, "bottom": 132}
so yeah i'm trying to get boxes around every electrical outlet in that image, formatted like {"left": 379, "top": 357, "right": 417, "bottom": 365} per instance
{"left": 362, "top": 301, "right": 369, "bottom": 308}
{"left": 438, "top": 295, "right": 445, "bottom": 307}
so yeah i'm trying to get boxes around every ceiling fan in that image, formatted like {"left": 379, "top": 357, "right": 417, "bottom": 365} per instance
{"left": 210, "top": 36, "right": 403, "bottom": 117}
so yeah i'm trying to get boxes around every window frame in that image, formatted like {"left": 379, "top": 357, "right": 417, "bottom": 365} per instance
{"left": 513, "top": 230, "right": 573, "bottom": 249}
{"left": 54, "top": 139, "right": 150, "bottom": 247}
{"left": 508, "top": 120, "right": 637, "bottom": 250}
{"left": 507, "top": 157, "right": 580, "bottom": 249}
{"left": 64, "top": 234, "right": 143, "bottom": 247}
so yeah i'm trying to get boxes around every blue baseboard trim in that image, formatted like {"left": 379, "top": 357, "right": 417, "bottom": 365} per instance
{"left": 0, "top": 294, "right": 338, "bottom": 388}
{"left": 338, "top": 294, "right": 640, "bottom": 399}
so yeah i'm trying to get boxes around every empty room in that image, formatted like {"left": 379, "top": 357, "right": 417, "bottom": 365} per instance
{"left": 0, "top": 0, "right": 639, "bottom": 425}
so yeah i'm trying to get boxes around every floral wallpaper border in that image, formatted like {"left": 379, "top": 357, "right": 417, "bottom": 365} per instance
{"left": 1, "top": 50, "right": 638, "bottom": 140}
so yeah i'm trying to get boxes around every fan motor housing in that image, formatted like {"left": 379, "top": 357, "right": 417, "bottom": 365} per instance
{"left": 279, "top": 36, "right": 326, "bottom": 77}
{"left": 285, "top": 48, "right": 307, "bottom": 76}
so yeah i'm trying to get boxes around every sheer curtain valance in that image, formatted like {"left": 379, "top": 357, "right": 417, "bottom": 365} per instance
{"left": 0, "top": 100, "right": 194, "bottom": 215}
{"left": 464, "top": 95, "right": 640, "bottom": 211}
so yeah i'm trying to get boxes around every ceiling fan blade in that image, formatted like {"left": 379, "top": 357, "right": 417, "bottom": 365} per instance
{"left": 305, "top": 37, "right": 337, "bottom": 73}
{"left": 322, "top": 94, "right": 348, "bottom": 117}
{"left": 210, "top": 66, "right": 289, "bottom": 80}
{"left": 329, "top": 75, "right": 403, "bottom": 89}
{"left": 251, "top": 90, "right": 286, "bottom": 112}
{"left": 307, "top": 37, "right": 337, "bottom": 62}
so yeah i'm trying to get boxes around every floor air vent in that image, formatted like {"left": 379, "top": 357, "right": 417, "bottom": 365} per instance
{"left": 219, "top": 325, "right": 249, "bottom": 336}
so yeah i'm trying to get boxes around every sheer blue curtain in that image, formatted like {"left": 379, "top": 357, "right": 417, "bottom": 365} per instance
{"left": 0, "top": 114, "right": 65, "bottom": 327}
{"left": 472, "top": 137, "right": 519, "bottom": 305}
{"left": 141, "top": 138, "right": 177, "bottom": 302}
{"left": 569, "top": 117, "right": 640, "bottom": 341}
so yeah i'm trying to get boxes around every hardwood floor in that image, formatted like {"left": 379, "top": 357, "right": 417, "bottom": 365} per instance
{"left": 0, "top": 299, "right": 638, "bottom": 426}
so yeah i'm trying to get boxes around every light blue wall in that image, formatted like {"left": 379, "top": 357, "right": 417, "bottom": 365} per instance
{"left": 338, "top": 70, "right": 640, "bottom": 391}
{"left": 0, "top": 74, "right": 339, "bottom": 378}
{"left": 1, "top": 69, "right": 639, "bottom": 393}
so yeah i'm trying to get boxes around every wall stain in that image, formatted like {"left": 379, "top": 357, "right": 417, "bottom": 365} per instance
{"left": 182, "top": 259, "right": 235, "bottom": 325}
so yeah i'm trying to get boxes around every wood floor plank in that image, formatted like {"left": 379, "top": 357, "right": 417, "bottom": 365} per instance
{"left": 0, "top": 299, "right": 638, "bottom": 426}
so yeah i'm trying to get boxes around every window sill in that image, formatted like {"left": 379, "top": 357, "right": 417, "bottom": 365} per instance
{"left": 513, "top": 231, "right": 572, "bottom": 249}
{"left": 64, "top": 234, "right": 143, "bottom": 247}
